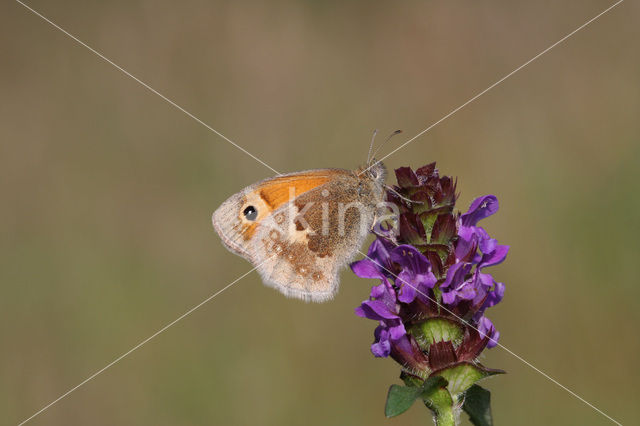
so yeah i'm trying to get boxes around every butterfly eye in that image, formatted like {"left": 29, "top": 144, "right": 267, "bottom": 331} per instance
{"left": 243, "top": 205, "right": 258, "bottom": 221}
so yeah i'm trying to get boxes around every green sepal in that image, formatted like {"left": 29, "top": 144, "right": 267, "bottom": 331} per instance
{"left": 419, "top": 211, "right": 438, "bottom": 239}
{"left": 462, "top": 385, "right": 493, "bottom": 426}
{"left": 400, "top": 371, "right": 424, "bottom": 387}
{"left": 434, "top": 362, "right": 504, "bottom": 398}
{"left": 385, "top": 376, "right": 448, "bottom": 418}
{"left": 400, "top": 214, "right": 427, "bottom": 245}
{"left": 410, "top": 317, "right": 463, "bottom": 349}
{"left": 423, "top": 243, "right": 451, "bottom": 264}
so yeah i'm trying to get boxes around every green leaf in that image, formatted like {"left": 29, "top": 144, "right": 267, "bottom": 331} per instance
{"left": 385, "top": 376, "right": 448, "bottom": 418}
{"left": 385, "top": 385, "right": 423, "bottom": 417}
{"left": 462, "top": 385, "right": 493, "bottom": 426}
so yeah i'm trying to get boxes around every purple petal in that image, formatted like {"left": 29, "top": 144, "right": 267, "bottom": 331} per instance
{"left": 456, "top": 282, "right": 477, "bottom": 300}
{"left": 479, "top": 245, "right": 510, "bottom": 269}
{"left": 396, "top": 270, "right": 417, "bottom": 303}
{"left": 391, "top": 245, "right": 431, "bottom": 275}
{"left": 476, "top": 228, "right": 498, "bottom": 254}
{"left": 478, "top": 316, "right": 500, "bottom": 348}
{"left": 470, "top": 273, "right": 503, "bottom": 309}
{"left": 416, "top": 271, "right": 437, "bottom": 290}
{"left": 354, "top": 305, "right": 367, "bottom": 318}
{"left": 368, "top": 237, "right": 390, "bottom": 257}
{"left": 371, "top": 326, "right": 391, "bottom": 357}
{"left": 442, "top": 290, "right": 457, "bottom": 305}
{"left": 487, "top": 330, "right": 500, "bottom": 348}
{"left": 485, "top": 281, "right": 505, "bottom": 308}
{"left": 461, "top": 195, "right": 499, "bottom": 227}
{"left": 377, "top": 277, "right": 399, "bottom": 307}
{"left": 374, "top": 324, "right": 387, "bottom": 340}
{"left": 441, "top": 262, "right": 470, "bottom": 290}
{"left": 350, "top": 259, "right": 385, "bottom": 279}
{"left": 478, "top": 316, "right": 493, "bottom": 336}
{"left": 359, "top": 300, "right": 399, "bottom": 320}
{"left": 370, "top": 282, "right": 387, "bottom": 298}
{"left": 390, "top": 245, "right": 436, "bottom": 303}
{"left": 363, "top": 237, "right": 396, "bottom": 275}
{"left": 455, "top": 226, "right": 478, "bottom": 261}
{"left": 371, "top": 339, "right": 391, "bottom": 357}
{"left": 388, "top": 322, "right": 407, "bottom": 340}
{"left": 476, "top": 272, "right": 494, "bottom": 290}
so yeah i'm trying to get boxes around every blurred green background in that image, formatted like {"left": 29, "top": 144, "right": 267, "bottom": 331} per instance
{"left": 1, "top": 0, "right": 638, "bottom": 424}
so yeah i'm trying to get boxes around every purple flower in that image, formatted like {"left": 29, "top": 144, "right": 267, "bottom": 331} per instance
{"left": 352, "top": 164, "right": 508, "bottom": 422}
{"left": 356, "top": 193, "right": 508, "bottom": 351}
{"left": 390, "top": 245, "right": 437, "bottom": 303}
{"left": 478, "top": 316, "right": 500, "bottom": 349}
{"left": 456, "top": 196, "right": 509, "bottom": 269}
{"left": 353, "top": 257, "right": 405, "bottom": 358}
{"left": 355, "top": 277, "right": 405, "bottom": 346}
{"left": 351, "top": 237, "right": 395, "bottom": 279}
{"left": 440, "top": 195, "right": 509, "bottom": 329}
{"left": 460, "top": 195, "right": 499, "bottom": 227}
{"left": 352, "top": 242, "right": 436, "bottom": 368}
{"left": 439, "top": 262, "right": 475, "bottom": 305}
{"left": 371, "top": 326, "right": 392, "bottom": 357}
{"left": 354, "top": 166, "right": 508, "bottom": 378}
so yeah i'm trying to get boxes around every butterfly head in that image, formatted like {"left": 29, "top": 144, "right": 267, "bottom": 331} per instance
{"left": 359, "top": 159, "right": 387, "bottom": 186}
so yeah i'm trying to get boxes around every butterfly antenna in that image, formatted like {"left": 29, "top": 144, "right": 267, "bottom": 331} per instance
{"left": 385, "top": 184, "right": 424, "bottom": 205}
{"left": 371, "top": 130, "right": 403, "bottom": 162}
{"left": 367, "top": 129, "right": 378, "bottom": 165}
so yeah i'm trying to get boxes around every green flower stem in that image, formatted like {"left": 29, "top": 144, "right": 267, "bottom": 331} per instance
{"left": 434, "top": 406, "right": 456, "bottom": 426}
{"left": 423, "top": 387, "right": 457, "bottom": 426}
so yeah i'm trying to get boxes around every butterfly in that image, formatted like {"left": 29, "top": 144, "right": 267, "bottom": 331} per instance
{"left": 211, "top": 131, "right": 400, "bottom": 302}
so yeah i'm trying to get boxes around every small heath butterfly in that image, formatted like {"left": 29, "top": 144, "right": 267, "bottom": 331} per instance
{"left": 211, "top": 132, "right": 402, "bottom": 302}
{"left": 212, "top": 160, "right": 387, "bottom": 302}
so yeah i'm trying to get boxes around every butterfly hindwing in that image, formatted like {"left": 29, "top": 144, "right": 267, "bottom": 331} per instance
{"left": 251, "top": 175, "right": 376, "bottom": 301}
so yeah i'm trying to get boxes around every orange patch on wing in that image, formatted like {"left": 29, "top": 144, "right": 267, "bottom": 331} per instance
{"left": 232, "top": 221, "right": 257, "bottom": 241}
{"left": 242, "top": 223, "right": 258, "bottom": 240}
{"left": 258, "top": 172, "right": 336, "bottom": 211}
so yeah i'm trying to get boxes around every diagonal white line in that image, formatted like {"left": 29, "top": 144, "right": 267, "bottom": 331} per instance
{"left": 15, "top": 0, "right": 281, "bottom": 176}
{"left": 16, "top": 256, "right": 271, "bottom": 426}
{"left": 14, "top": 0, "right": 625, "bottom": 424}
{"left": 357, "top": 249, "right": 623, "bottom": 425}
{"left": 363, "top": 0, "right": 624, "bottom": 174}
